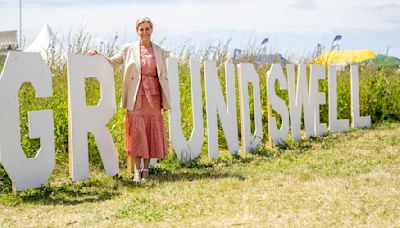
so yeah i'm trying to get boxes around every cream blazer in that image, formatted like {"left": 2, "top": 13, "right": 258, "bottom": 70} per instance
{"left": 104, "top": 41, "right": 171, "bottom": 111}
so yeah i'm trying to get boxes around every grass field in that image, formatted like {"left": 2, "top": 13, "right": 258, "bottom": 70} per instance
{"left": 1, "top": 122, "right": 399, "bottom": 226}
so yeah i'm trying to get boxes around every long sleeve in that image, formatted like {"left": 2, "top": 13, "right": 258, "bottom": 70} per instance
{"left": 104, "top": 45, "right": 126, "bottom": 68}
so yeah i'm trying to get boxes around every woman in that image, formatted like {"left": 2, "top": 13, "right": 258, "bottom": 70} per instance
{"left": 88, "top": 17, "right": 171, "bottom": 182}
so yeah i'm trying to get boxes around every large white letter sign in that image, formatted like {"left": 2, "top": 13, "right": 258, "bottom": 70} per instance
{"left": 350, "top": 64, "right": 371, "bottom": 128}
{"left": 204, "top": 61, "right": 239, "bottom": 157}
{"left": 67, "top": 54, "right": 119, "bottom": 181}
{"left": 287, "top": 64, "right": 313, "bottom": 141}
{"left": 328, "top": 65, "right": 349, "bottom": 133}
{"left": 238, "top": 64, "right": 263, "bottom": 152}
{"left": 267, "top": 64, "right": 289, "bottom": 145}
{"left": 0, "top": 52, "right": 55, "bottom": 191}
{"left": 168, "top": 58, "right": 204, "bottom": 162}
{"left": 309, "top": 65, "right": 327, "bottom": 137}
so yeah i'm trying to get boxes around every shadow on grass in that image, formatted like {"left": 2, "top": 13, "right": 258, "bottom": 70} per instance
{"left": 272, "top": 125, "right": 374, "bottom": 152}
{"left": 15, "top": 180, "right": 121, "bottom": 205}
{"left": 0, "top": 166, "right": 124, "bottom": 206}
{"left": 0, "top": 163, "right": 246, "bottom": 206}
{"left": 1, "top": 164, "right": 246, "bottom": 205}
{"left": 148, "top": 167, "right": 246, "bottom": 183}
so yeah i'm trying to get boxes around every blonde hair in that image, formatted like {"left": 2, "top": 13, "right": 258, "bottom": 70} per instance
{"left": 136, "top": 17, "right": 153, "bottom": 32}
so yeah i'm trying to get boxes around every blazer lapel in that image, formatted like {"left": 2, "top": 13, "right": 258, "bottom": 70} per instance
{"left": 134, "top": 41, "right": 141, "bottom": 75}
{"left": 152, "top": 42, "right": 162, "bottom": 78}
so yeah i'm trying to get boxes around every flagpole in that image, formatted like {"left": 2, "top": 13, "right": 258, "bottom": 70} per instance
{"left": 19, "top": 0, "right": 22, "bottom": 49}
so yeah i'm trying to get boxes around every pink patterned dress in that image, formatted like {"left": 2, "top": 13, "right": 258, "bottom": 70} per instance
{"left": 125, "top": 45, "right": 168, "bottom": 158}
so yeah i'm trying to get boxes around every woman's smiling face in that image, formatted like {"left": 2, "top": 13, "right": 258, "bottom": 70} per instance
{"left": 137, "top": 22, "right": 152, "bottom": 42}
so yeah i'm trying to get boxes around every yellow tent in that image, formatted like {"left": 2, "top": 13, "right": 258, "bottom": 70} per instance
{"left": 312, "top": 50, "right": 377, "bottom": 64}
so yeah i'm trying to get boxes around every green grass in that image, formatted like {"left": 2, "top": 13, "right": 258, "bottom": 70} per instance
{"left": 1, "top": 122, "right": 399, "bottom": 226}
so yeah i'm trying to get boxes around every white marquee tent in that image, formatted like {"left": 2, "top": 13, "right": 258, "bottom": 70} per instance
{"left": 24, "top": 24, "right": 62, "bottom": 60}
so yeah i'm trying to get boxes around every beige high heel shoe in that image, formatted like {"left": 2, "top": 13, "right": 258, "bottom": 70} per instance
{"left": 141, "top": 169, "right": 149, "bottom": 182}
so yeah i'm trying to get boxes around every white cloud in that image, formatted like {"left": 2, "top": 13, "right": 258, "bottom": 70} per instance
{"left": 288, "top": 0, "right": 318, "bottom": 10}
{"left": 362, "top": 3, "right": 400, "bottom": 11}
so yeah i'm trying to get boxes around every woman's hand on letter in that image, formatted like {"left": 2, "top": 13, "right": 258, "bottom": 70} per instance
{"left": 87, "top": 50, "right": 100, "bottom": 56}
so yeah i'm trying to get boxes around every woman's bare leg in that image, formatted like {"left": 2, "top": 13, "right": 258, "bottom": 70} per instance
{"left": 133, "top": 156, "right": 142, "bottom": 180}
{"left": 142, "top": 159, "right": 150, "bottom": 178}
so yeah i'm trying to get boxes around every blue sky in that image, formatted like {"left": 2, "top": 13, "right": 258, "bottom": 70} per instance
{"left": 1, "top": 0, "right": 399, "bottom": 58}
